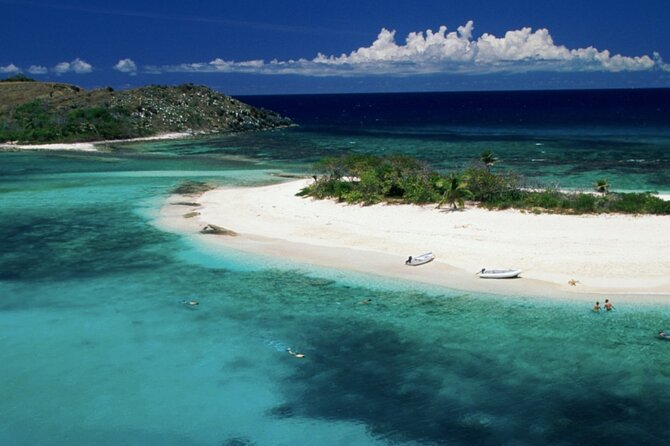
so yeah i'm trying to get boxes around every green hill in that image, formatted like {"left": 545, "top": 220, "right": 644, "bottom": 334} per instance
{"left": 0, "top": 80, "right": 293, "bottom": 143}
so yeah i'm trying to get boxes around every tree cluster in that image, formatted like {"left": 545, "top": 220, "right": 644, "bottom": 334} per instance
{"left": 0, "top": 74, "right": 36, "bottom": 83}
{"left": 298, "top": 152, "right": 669, "bottom": 215}
{"left": 0, "top": 100, "right": 140, "bottom": 143}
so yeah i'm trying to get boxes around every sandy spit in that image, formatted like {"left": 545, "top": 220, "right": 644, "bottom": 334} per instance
{"left": 0, "top": 132, "right": 194, "bottom": 152}
{"left": 157, "top": 179, "right": 670, "bottom": 303}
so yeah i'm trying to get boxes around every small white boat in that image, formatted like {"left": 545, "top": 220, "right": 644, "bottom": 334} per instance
{"left": 405, "top": 252, "right": 435, "bottom": 266}
{"left": 476, "top": 268, "right": 522, "bottom": 279}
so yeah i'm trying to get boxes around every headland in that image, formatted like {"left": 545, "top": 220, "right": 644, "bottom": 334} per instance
{"left": 0, "top": 78, "right": 293, "bottom": 149}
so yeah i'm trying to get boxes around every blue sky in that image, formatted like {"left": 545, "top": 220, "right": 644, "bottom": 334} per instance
{"left": 1, "top": 0, "right": 669, "bottom": 94}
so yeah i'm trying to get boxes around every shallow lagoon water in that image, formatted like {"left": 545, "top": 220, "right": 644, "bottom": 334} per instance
{"left": 2, "top": 90, "right": 670, "bottom": 445}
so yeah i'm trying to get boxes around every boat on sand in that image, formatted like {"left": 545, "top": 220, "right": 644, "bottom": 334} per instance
{"left": 405, "top": 252, "right": 435, "bottom": 266}
{"left": 477, "top": 268, "right": 522, "bottom": 279}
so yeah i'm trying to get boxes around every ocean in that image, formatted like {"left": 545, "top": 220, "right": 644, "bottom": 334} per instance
{"left": 240, "top": 89, "right": 670, "bottom": 193}
{"left": 1, "top": 89, "right": 669, "bottom": 445}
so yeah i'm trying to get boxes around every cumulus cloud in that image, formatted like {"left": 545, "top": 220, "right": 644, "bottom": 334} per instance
{"left": 0, "top": 63, "right": 21, "bottom": 74}
{"left": 653, "top": 52, "right": 670, "bottom": 72}
{"left": 152, "top": 21, "right": 665, "bottom": 77}
{"left": 28, "top": 65, "right": 48, "bottom": 75}
{"left": 114, "top": 58, "right": 137, "bottom": 75}
{"left": 53, "top": 58, "right": 93, "bottom": 75}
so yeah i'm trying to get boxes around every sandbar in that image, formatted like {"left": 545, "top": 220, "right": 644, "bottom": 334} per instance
{"left": 158, "top": 179, "right": 670, "bottom": 303}
{"left": 0, "top": 132, "right": 193, "bottom": 152}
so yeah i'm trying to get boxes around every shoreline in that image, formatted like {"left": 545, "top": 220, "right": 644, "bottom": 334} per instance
{"left": 157, "top": 179, "right": 670, "bottom": 303}
{"left": 0, "top": 132, "right": 195, "bottom": 152}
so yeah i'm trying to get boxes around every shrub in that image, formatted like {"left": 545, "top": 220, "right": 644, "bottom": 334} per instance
{"left": 300, "top": 154, "right": 668, "bottom": 215}
{"left": 606, "top": 193, "right": 670, "bottom": 214}
{"left": 0, "top": 74, "right": 35, "bottom": 82}
{"left": 571, "top": 193, "right": 598, "bottom": 214}
{"left": 464, "top": 166, "right": 520, "bottom": 204}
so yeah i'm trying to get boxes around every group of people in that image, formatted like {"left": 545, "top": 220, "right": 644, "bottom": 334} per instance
{"left": 591, "top": 300, "right": 670, "bottom": 340}
{"left": 592, "top": 299, "right": 614, "bottom": 312}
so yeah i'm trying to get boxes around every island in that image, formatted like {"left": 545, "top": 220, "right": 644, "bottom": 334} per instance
{"left": 0, "top": 75, "right": 293, "bottom": 145}
{"left": 158, "top": 153, "right": 670, "bottom": 301}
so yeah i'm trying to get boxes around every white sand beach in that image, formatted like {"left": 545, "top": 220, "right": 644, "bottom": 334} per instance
{"left": 0, "top": 132, "right": 193, "bottom": 152}
{"left": 159, "top": 179, "right": 670, "bottom": 302}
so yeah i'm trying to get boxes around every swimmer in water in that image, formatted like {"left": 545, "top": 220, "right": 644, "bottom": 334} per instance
{"left": 287, "top": 347, "right": 305, "bottom": 358}
{"left": 181, "top": 299, "right": 199, "bottom": 307}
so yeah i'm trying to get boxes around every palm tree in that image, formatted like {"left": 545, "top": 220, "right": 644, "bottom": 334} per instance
{"left": 480, "top": 150, "right": 498, "bottom": 169}
{"left": 594, "top": 178, "right": 610, "bottom": 194}
{"left": 437, "top": 173, "right": 473, "bottom": 209}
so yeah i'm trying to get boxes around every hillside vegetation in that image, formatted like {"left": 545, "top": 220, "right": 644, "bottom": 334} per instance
{"left": 0, "top": 79, "right": 293, "bottom": 143}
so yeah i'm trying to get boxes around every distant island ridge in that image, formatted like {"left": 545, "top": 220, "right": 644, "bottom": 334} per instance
{"left": 0, "top": 75, "right": 293, "bottom": 145}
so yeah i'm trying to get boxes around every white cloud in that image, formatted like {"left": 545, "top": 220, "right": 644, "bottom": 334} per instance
{"left": 114, "top": 58, "right": 137, "bottom": 75}
{"left": 28, "top": 65, "right": 48, "bottom": 75}
{"left": 152, "top": 21, "right": 664, "bottom": 77}
{"left": 71, "top": 58, "right": 93, "bottom": 73}
{"left": 53, "top": 58, "right": 93, "bottom": 75}
{"left": 53, "top": 62, "right": 70, "bottom": 75}
{"left": 0, "top": 63, "right": 21, "bottom": 74}
{"left": 653, "top": 52, "right": 670, "bottom": 72}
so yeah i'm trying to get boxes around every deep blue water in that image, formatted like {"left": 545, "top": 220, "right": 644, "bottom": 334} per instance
{"left": 1, "top": 89, "right": 670, "bottom": 445}
{"left": 239, "top": 89, "right": 670, "bottom": 128}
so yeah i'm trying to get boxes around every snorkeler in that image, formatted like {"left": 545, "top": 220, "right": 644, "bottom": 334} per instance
{"left": 287, "top": 347, "right": 305, "bottom": 358}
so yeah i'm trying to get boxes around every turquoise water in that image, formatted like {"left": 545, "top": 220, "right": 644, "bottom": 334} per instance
{"left": 127, "top": 125, "right": 670, "bottom": 194}
{"left": 1, "top": 126, "right": 670, "bottom": 445}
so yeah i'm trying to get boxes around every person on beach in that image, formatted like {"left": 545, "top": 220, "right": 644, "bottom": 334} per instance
{"left": 593, "top": 301, "right": 601, "bottom": 312}
{"left": 604, "top": 299, "right": 613, "bottom": 311}
{"left": 406, "top": 256, "right": 413, "bottom": 264}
